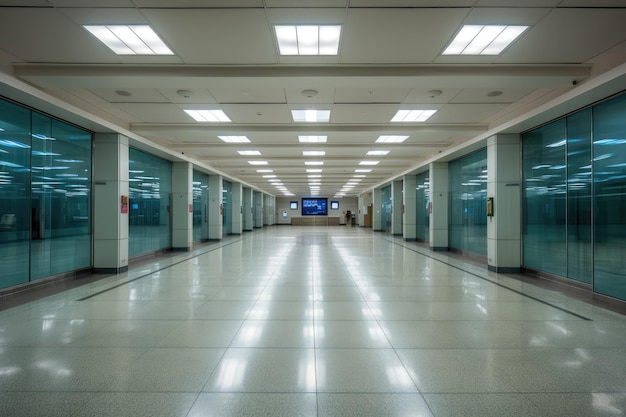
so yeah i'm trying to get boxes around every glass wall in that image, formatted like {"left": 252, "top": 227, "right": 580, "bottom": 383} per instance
{"left": 0, "top": 100, "right": 33, "bottom": 288}
{"left": 522, "top": 120, "right": 568, "bottom": 277}
{"left": 381, "top": 185, "right": 392, "bottom": 233}
{"left": 128, "top": 149, "right": 172, "bottom": 257}
{"left": 416, "top": 171, "right": 430, "bottom": 242}
{"left": 0, "top": 98, "right": 92, "bottom": 289}
{"left": 30, "top": 113, "right": 92, "bottom": 280}
{"left": 522, "top": 92, "right": 626, "bottom": 301}
{"left": 192, "top": 171, "right": 209, "bottom": 242}
{"left": 592, "top": 94, "right": 626, "bottom": 299}
{"left": 222, "top": 180, "right": 232, "bottom": 235}
{"left": 449, "top": 150, "right": 487, "bottom": 255}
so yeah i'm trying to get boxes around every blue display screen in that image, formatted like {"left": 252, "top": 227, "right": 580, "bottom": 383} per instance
{"left": 302, "top": 198, "right": 327, "bottom": 216}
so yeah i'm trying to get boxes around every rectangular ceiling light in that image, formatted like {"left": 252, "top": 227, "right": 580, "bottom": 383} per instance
{"left": 256, "top": 169, "right": 273, "bottom": 173}
{"left": 299, "top": 136, "right": 327, "bottom": 143}
{"left": 359, "top": 161, "right": 380, "bottom": 165}
{"left": 367, "top": 150, "right": 389, "bottom": 156}
{"left": 355, "top": 169, "right": 372, "bottom": 173}
{"left": 375, "top": 135, "right": 408, "bottom": 143}
{"left": 218, "top": 136, "right": 250, "bottom": 143}
{"left": 292, "top": 110, "right": 331, "bottom": 123}
{"left": 247, "top": 161, "right": 268, "bottom": 165}
{"left": 238, "top": 150, "right": 261, "bottom": 155}
{"left": 443, "top": 25, "right": 529, "bottom": 55}
{"left": 303, "top": 151, "right": 326, "bottom": 156}
{"left": 83, "top": 25, "right": 173, "bottom": 55}
{"left": 185, "top": 110, "right": 231, "bottom": 122}
{"left": 391, "top": 110, "right": 436, "bottom": 122}
{"left": 305, "top": 161, "right": 324, "bottom": 166}
{"left": 306, "top": 169, "right": 323, "bottom": 173}
{"left": 275, "top": 25, "right": 341, "bottom": 55}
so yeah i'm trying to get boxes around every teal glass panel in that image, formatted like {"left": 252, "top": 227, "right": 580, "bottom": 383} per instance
{"left": 522, "top": 119, "right": 567, "bottom": 276}
{"left": 0, "top": 100, "right": 31, "bottom": 288}
{"left": 416, "top": 172, "right": 430, "bottom": 242}
{"left": 566, "top": 109, "right": 592, "bottom": 284}
{"left": 192, "top": 171, "right": 209, "bottom": 242}
{"left": 449, "top": 149, "right": 487, "bottom": 255}
{"left": 381, "top": 185, "right": 392, "bottom": 233}
{"left": 128, "top": 149, "right": 172, "bottom": 257}
{"left": 30, "top": 113, "right": 92, "bottom": 280}
{"left": 593, "top": 93, "right": 626, "bottom": 300}
{"left": 223, "top": 180, "right": 232, "bottom": 235}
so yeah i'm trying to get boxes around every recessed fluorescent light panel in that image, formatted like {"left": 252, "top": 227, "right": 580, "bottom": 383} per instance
{"left": 275, "top": 25, "right": 341, "bottom": 55}
{"left": 299, "top": 136, "right": 328, "bottom": 143}
{"left": 375, "top": 135, "right": 408, "bottom": 143}
{"left": 391, "top": 110, "right": 436, "bottom": 122}
{"left": 185, "top": 110, "right": 231, "bottom": 122}
{"left": 305, "top": 161, "right": 324, "bottom": 166}
{"left": 238, "top": 150, "right": 261, "bottom": 156}
{"left": 303, "top": 151, "right": 326, "bottom": 156}
{"left": 256, "top": 169, "right": 273, "bottom": 173}
{"left": 83, "top": 25, "right": 173, "bottom": 55}
{"left": 355, "top": 169, "right": 372, "bottom": 173}
{"left": 292, "top": 110, "right": 331, "bottom": 123}
{"left": 306, "top": 169, "right": 323, "bottom": 173}
{"left": 218, "top": 136, "right": 250, "bottom": 143}
{"left": 367, "top": 150, "right": 389, "bottom": 156}
{"left": 443, "top": 25, "right": 529, "bottom": 55}
{"left": 247, "top": 161, "right": 268, "bottom": 165}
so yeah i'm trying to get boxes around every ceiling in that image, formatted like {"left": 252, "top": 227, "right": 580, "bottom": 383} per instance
{"left": 0, "top": 0, "right": 625, "bottom": 197}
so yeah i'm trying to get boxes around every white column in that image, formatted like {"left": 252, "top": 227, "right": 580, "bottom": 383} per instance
{"left": 403, "top": 174, "right": 417, "bottom": 240}
{"left": 372, "top": 187, "right": 383, "bottom": 231}
{"left": 243, "top": 187, "right": 253, "bottom": 231}
{"left": 171, "top": 162, "right": 192, "bottom": 251}
{"left": 254, "top": 191, "right": 263, "bottom": 228}
{"left": 392, "top": 180, "right": 403, "bottom": 236}
{"left": 231, "top": 182, "right": 243, "bottom": 235}
{"left": 487, "top": 134, "right": 522, "bottom": 273}
{"left": 93, "top": 133, "right": 129, "bottom": 273}
{"left": 429, "top": 162, "right": 449, "bottom": 251}
{"left": 208, "top": 175, "right": 223, "bottom": 240}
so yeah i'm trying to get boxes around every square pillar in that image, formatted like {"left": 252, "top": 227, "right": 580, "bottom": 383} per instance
{"left": 429, "top": 162, "right": 449, "bottom": 251}
{"left": 208, "top": 175, "right": 223, "bottom": 240}
{"left": 403, "top": 175, "right": 417, "bottom": 240}
{"left": 392, "top": 179, "right": 403, "bottom": 236}
{"left": 231, "top": 182, "right": 243, "bottom": 235}
{"left": 93, "top": 133, "right": 129, "bottom": 273}
{"left": 487, "top": 134, "right": 522, "bottom": 273}
{"left": 172, "top": 162, "right": 192, "bottom": 251}
{"left": 254, "top": 190, "right": 263, "bottom": 228}
{"left": 243, "top": 187, "right": 253, "bottom": 231}
{"left": 372, "top": 188, "right": 383, "bottom": 231}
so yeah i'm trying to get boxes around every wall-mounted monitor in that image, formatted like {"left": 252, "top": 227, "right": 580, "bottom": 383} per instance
{"left": 290, "top": 201, "right": 298, "bottom": 210}
{"left": 330, "top": 201, "right": 339, "bottom": 210}
{"left": 302, "top": 197, "right": 328, "bottom": 216}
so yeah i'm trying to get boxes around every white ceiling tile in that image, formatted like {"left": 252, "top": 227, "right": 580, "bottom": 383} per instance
{"left": 331, "top": 104, "right": 399, "bottom": 123}
{"left": 334, "top": 88, "right": 410, "bottom": 103}
{"left": 265, "top": 0, "right": 348, "bottom": 7}
{"left": 341, "top": 8, "right": 469, "bottom": 63}
{"left": 89, "top": 88, "right": 169, "bottom": 103}
{"left": 158, "top": 88, "right": 217, "bottom": 104}
{"left": 115, "top": 103, "right": 194, "bottom": 123}
{"left": 142, "top": 9, "right": 278, "bottom": 64}
{"left": 210, "top": 88, "right": 287, "bottom": 104}
{"left": 430, "top": 103, "right": 508, "bottom": 124}
{"left": 219, "top": 103, "right": 293, "bottom": 124}
{"left": 450, "top": 88, "right": 535, "bottom": 104}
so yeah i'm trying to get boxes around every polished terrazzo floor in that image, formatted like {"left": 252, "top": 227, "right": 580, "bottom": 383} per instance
{"left": 1, "top": 226, "right": 626, "bottom": 416}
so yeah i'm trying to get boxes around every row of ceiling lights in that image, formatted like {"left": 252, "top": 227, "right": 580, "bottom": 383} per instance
{"left": 84, "top": 23, "right": 528, "bottom": 57}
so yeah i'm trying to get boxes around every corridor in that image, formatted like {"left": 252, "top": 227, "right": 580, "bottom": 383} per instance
{"left": 1, "top": 226, "right": 625, "bottom": 416}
